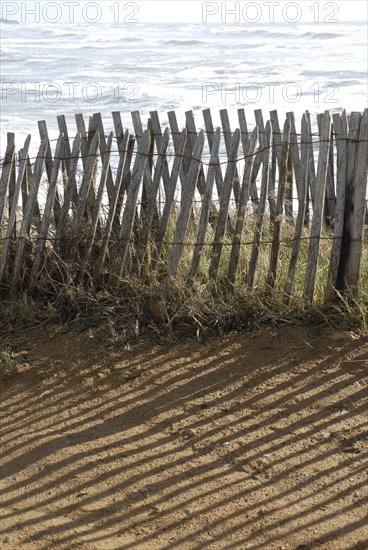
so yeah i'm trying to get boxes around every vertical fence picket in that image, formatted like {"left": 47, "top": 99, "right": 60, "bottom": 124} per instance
{"left": 93, "top": 130, "right": 133, "bottom": 286}
{"left": 29, "top": 133, "right": 64, "bottom": 292}
{"left": 0, "top": 133, "right": 15, "bottom": 229}
{"left": 285, "top": 114, "right": 310, "bottom": 297}
{"left": 112, "top": 130, "right": 151, "bottom": 279}
{"left": 202, "top": 108, "right": 224, "bottom": 199}
{"left": 83, "top": 132, "right": 114, "bottom": 271}
{"left": 303, "top": 111, "right": 332, "bottom": 302}
{"left": 69, "top": 132, "right": 100, "bottom": 263}
{"left": 317, "top": 113, "right": 336, "bottom": 226}
{"left": 0, "top": 136, "right": 31, "bottom": 285}
{"left": 111, "top": 114, "right": 134, "bottom": 235}
{"left": 220, "top": 109, "right": 241, "bottom": 205}
{"left": 151, "top": 129, "right": 187, "bottom": 271}
{"left": 340, "top": 109, "right": 368, "bottom": 295}
{"left": 238, "top": 108, "right": 249, "bottom": 157}
{"left": 247, "top": 121, "right": 271, "bottom": 290}
{"left": 285, "top": 111, "right": 301, "bottom": 223}
{"left": 54, "top": 133, "right": 81, "bottom": 253}
{"left": 135, "top": 128, "right": 170, "bottom": 270}
{"left": 168, "top": 131, "right": 204, "bottom": 277}
{"left": 306, "top": 110, "right": 317, "bottom": 223}
{"left": 269, "top": 110, "right": 283, "bottom": 221}
{"left": 149, "top": 111, "right": 171, "bottom": 196}
{"left": 190, "top": 127, "right": 221, "bottom": 281}
{"left": 57, "top": 114, "right": 73, "bottom": 199}
{"left": 75, "top": 113, "right": 97, "bottom": 216}
{"left": 93, "top": 113, "right": 116, "bottom": 207}
{"left": 12, "top": 138, "right": 48, "bottom": 289}
{"left": 267, "top": 118, "right": 291, "bottom": 289}
{"left": 335, "top": 112, "right": 363, "bottom": 292}
{"left": 185, "top": 110, "right": 206, "bottom": 197}
{"left": 209, "top": 129, "right": 240, "bottom": 280}
{"left": 325, "top": 112, "right": 348, "bottom": 301}
{"left": 227, "top": 126, "right": 259, "bottom": 286}
{"left": 168, "top": 110, "right": 193, "bottom": 201}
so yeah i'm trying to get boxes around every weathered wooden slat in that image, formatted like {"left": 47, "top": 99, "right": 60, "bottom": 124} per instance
{"left": 93, "top": 131, "right": 131, "bottom": 286}
{"left": 227, "top": 126, "right": 259, "bottom": 286}
{"left": 69, "top": 132, "right": 100, "bottom": 262}
{"left": 220, "top": 109, "right": 241, "bottom": 204}
{"left": 0, "top": 133, "right": 15, "bottom": 228}
{"left": 335, "top": 112, "right": 363, "bottom": 293}
{"left": 28, "top": 133, "right": 64, "bottom": 292}
{"left": 112, "top": 132, "right": 135, "bottom": 236}
{"left": 168, "top": 131, "right": 204, "bottom": 277}
{"left": 12, "top": 137, "right": 48, "bottom": 289}
{"left": 93, "top": 112, "right": 117, "bottom": 207}
{"left": 185, "top": 110, "right": 206, "bottom": 196}
{"left": 0, "top": 135, "right": 31, "bottom": 284}
{"left": 149, "top": 111, "right": 171, "bottom": 196}
{"left": 268, "top": 111, "right": 282, "bottom": 222}
{"left": 168, "top": 110, "right": 193, "bottom": 201}
{"left": 83, "top": 131, "right": 114, "bottom": 268}
{"left": 75, "top": 114, "right": 89, "bottom": 169}
{"left": 303, "top": 110, "right": 332, "bottom": 302}
{"left": 21, "top": 156, "right": 29, "bottom": 212}
{"left": 136, "top": 127, "right": 170, "bottom": 269}
{"left": 111, "top": 130, "right": 151, "bottom": 278}
{"left": 285, "top": 113, "right": 310, "bottom": 297}
{"left": 131, "top": 110, "right": 153, "bottom": 216}
{"left": 112, "top": 111, "right": 124, "bottom": 150}
{"left": 306, "top": 110, "right": 317, "bottom": 213}
{"left": 202, "top": 108, "right": 224, "bottom": 199}
{"left": 270, "top": 110, "right": 282, "bottom": 170}
{"left": 112, "top": 112, "right": 129, "bottom": 196}
{"left": 209, "top": 129, "right": 240, "bottom": 280}
{"left": 317, "top": 112, "right": 335, "bottom": 226}
{"left": 324, "top": 111, "right": 348, "bottom": 301}
{"left": 286, "top": 112, "right": 301, "bottom": 197}
{"left": 268, "top": 142, "right": 277, "bottom": 223}
{"left": 340, "top": 108, "right": 368, "bottom": 295}
{"left": 57, "top": 114, "right": 73, "bottom": 203}
{"left": 189, "top": 127, "right": 221, "bottom": 281}
{"left": 54, "top": 133, "right": 82, "bottom": 252}
{"left": 75, "top": 113, "right": 97, "bottom": 214}
{"left": 38, "top": 121, "right": 53, "bottom": 182}
{"left": 25, "top": 154, "right": 41, "bottom": 226}
{"left": 267, "top": 118, "right": 291, "bottom": 289}
{"left": 151, "top": 129, "right": 187, "bottom": 271}
{"left": 285, "top": 111, "right": 301, "bottom": 222}
{"left": 238, "top": 108, "right": 249, "bottom": 155}
{"left": 247, "top": 121, "right": 271, "bottom": 290}
{"left": 250, "top": 109, "right": 265, "bottom": 205}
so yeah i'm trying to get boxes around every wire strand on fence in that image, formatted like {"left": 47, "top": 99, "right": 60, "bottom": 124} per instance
{"left": 1, "top": 136, "right": 368, "bottom": 170}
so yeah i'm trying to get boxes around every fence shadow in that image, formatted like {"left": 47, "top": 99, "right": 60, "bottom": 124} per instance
{"left": 1, "top": 326, "right": 367, "bottom": 549}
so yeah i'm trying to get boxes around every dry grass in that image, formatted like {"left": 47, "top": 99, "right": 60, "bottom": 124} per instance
{"left": 1, "top": 211, "right": 367, "bottom": 342}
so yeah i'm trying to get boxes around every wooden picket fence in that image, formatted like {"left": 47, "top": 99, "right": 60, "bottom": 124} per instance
{"left": 0, "top": 107, "right": 367, "bottom": 303}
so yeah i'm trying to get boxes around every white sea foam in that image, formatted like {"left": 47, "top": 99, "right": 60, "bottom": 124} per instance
{"left": 0, "top": 21, "right": 367, "bottom": 157}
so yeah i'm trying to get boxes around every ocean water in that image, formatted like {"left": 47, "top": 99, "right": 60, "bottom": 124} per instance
{"left": 1, "top": 20, "right": 367, "bottom": 156}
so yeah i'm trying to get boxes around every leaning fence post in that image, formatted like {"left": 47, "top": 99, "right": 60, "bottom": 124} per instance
{"left": 0, "top": 135, "right": 31, "bottom": 286}
{"left": 0, "top": 133, "right": 16, "bottom": 229}
{"left": 324, "top": 111, "right": 348, "bottom": 302}
{"left": 29, "top": 133, "right": 64, "bottom": 293}
{"left": 338, "top": 109, "right": 368, "bottom": 297}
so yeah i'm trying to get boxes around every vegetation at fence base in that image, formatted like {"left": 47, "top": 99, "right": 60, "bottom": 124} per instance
{"left": 1, "top": 217, "right": 367, "bottom": 343}
{"left": 0, "top": 347, "right": 20, "bottom": 380}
